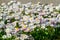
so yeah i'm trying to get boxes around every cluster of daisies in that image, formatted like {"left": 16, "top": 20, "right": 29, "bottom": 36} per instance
{"left": 0, "top": 0, "right": 60, "bottom": 40}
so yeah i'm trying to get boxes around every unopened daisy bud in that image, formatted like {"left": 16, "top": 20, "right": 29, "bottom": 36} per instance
{"left": 41, "top": 24, "right": 45, "bottom": 29}
{"left": 7, "top": 34, "right": 12, "bottom": 38}
{"left": 2, "top": 35, "right": 7, "bottom": 39}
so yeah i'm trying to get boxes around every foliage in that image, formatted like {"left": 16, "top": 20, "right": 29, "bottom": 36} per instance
{"left": 22, "top": 26, "right": 60, "bottom": 40}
